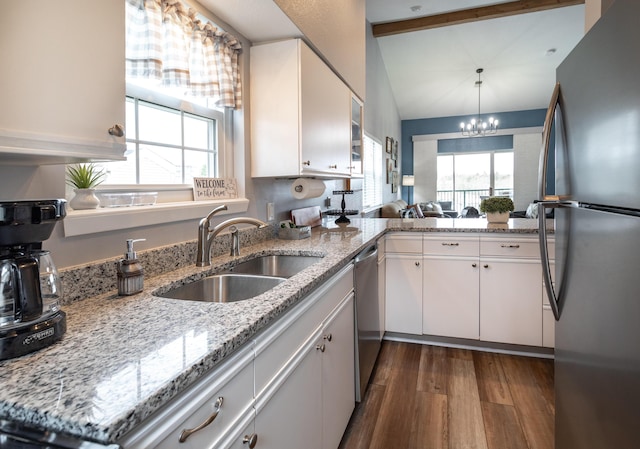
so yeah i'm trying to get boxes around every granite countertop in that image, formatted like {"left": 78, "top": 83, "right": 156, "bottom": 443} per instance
{"left": 0, "top": 217, "right": 549, "bottom": 445}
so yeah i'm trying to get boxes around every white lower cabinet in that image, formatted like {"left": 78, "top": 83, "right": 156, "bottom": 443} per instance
{"left": 224, "top": 294, "right": 355, "bottom": 449}
{"left": 542, "top": 260, "right": 556, "bottom": 348}
{"left": 479, "top": 258, "right": 542, "bottom": 346}
{"left": 321, "top": 295, "right": 356, "bottom": 449}
{"left": 422, "top": 235, "right": 480, "bottom": 340}
{"left": 423, "top": 256, "right": 479, "bottom": 339}
{"left": 385, "top": 232, "right": 552, "bottom": 348}
{"left": 385, "top": 254, "right": 422, "bottom": 334}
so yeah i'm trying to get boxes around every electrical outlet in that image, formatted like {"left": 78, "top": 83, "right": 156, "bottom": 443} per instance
{"left": 267, "top": 202, "right": 275, "bottom": 221}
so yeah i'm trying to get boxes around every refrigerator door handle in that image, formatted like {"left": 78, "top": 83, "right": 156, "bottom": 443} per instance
{"left": 538, "top": 200, "right": 577, "bottom": 321}
{"left": 538, "top": 82, "right": 560, "bottom": 200}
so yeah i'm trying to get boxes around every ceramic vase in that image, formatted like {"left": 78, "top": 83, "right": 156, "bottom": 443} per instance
{"left": 486, "top": 211, "right": 510, "bottom": 223}
{"left": 69, "top": 188, "right": 100, "bottom": 210}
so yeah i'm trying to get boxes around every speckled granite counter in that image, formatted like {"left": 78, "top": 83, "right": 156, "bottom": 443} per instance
{"left": 386, "top": 217, "right": 553, "bottom": 233}
{"left": 0, "top": 217, "right": 548, "bottom": 445}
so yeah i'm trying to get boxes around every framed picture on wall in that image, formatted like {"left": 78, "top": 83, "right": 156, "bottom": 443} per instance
{"left": 391, "top": 170, "right": 399, "bottom": 193}
{"left": 386, "top": 158, "right": 393, "bottom": 183}
{"left": 386, "top": 137, "right": 393, "bottom": 154}
{"left": 392, "top": 140, "right": 398, "bottom": 166}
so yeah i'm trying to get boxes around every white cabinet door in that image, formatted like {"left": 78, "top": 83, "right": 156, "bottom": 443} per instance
{"left": 321, "top": 295, "right": 355, "bottom": 449}
{"left": 300, "top": 43, "right": 351, "bottom": 177}
{"left": 542, "top": 260, "right": 556, "bottom": 348}
{"left": 423, "top": 257, "right": 480, "bottom": 339}
{"left": 0, "top": 0, "right": 126, "bottom": 162}
{"left": 385, "top": 254, "right": 423, "bottom": 334}
{"left": 480, "top": 258, "right": 543, "bottom": 346}
{"left": 377, "top": 248, "right": 386, "bottom": 339}
{"left": 253, "top": 331, "right": 323, "bottom": 449}
{"left": 250, "top": 39, "right": 351, "bottom": 178}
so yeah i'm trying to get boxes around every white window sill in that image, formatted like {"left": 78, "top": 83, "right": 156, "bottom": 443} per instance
{"left": 63, "top": 198, "right": 250, "bottom": 237}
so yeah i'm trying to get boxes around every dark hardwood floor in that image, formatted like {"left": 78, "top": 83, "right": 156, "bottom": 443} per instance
{"left": 339, "top": 341, "right": 554, "bottom": 449}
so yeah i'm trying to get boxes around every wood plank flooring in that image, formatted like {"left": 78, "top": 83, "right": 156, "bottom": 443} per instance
{"left": 339, "top": 341, "right": 554, "bottom": 449}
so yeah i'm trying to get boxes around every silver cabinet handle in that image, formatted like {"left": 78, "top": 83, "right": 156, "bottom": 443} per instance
{"left": 500, "top": 244, "right": 520, "bottom": 248}
{"left": 323, "top": 333, "right": 332, "bottom": 342}
{"left": 179, "top": 397, "right": 223, "bottom": 442}
{"left": 472, "top": 263, "right": 477, "bottom": 268}
{"left": 108, "top": 124, "right": 125, "bottom": 137}
{"left": 483, "top": 264, "right": 489, "bottom": 268}
{"left": 415, "top": 261, "right": 420, "bottom": 267}
{"left": 302, "top": 160, "right": 311, "bottom": 166}
{"left": 329, "top": 164, "right": 338, "bottom": 169}
{"left": 243, "top": 433, "right": 258, "bottom": 448}
{"left": 316, "top": 344, "right": 325, "bottom": 352}
{"left": 441, "top": 242, "right": 459, "bottom": 246}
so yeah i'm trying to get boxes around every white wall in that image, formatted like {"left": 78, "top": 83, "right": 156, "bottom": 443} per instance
{"left": 413, "top": 140, "right": 438, "bottom": 203}
{"left": 364, "top": 22, "right": 402, "bottom": 206}
{"left": 513, "top": 133, "right": 542, "bottom": 211}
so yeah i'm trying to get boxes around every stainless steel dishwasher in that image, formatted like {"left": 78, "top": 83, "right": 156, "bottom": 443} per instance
{"left": 354, "top": 243, "right": 381, "bottom": 402}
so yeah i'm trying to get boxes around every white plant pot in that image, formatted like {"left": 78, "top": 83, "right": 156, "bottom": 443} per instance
{"left": 69, "top": 188, "right": 100, "bottom": 210}
{"left": 486, "top": 211, "right": 510, "bottom": 223}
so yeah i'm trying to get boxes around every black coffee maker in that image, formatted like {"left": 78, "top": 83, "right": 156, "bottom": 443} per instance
{"left": 0, "top": 199, "right": 67, "bottom": 360}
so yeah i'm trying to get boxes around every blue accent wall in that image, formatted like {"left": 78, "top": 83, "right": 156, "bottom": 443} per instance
{"left": 401, "top": 109, "right": 555, "bottom": 201}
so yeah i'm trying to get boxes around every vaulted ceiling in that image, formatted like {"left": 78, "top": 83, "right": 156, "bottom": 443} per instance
{"left": 367, "top": 0, "right": 585, "bottom": 120}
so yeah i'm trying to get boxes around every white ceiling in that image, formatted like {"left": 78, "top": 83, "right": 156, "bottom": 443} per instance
{"left": 368, "top": 1, "right": 585, "bottom": 120}
{"left": 199, "top": 0, "right": 585, "bottom": 121}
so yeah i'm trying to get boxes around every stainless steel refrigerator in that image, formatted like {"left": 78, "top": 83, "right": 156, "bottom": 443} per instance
{"left": 537, "top": 1, "right": 640, "bottom": 448}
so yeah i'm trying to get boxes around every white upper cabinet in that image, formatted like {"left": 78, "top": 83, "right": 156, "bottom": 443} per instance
{"left": 250, "top": 39, "right": 352, "bottom": 178}
{"left": 0, "top": 0, "right": 126, "bottom": 165}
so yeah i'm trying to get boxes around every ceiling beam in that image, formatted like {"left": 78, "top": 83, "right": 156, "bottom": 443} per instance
{"left": 372, "top": 0, "right": 585, "bottom": 38}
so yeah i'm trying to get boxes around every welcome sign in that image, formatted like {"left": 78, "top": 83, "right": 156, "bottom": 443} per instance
{"left": 192, "top": 178, "right": 238, "bottom": 201}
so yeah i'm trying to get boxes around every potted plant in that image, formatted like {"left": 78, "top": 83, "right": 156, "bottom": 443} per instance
{"left": 479, "top": 196, "right": 514, "bottom": 223}
{"left": 66, "top": 163, "right": 106, "bottom": 210}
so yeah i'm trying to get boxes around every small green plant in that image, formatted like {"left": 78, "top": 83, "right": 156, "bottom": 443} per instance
{"left": 66, "top": 163, "right": 106, "bottom": 189}
{"left": 480, "top": 196, "right": 514, "bottom": 214}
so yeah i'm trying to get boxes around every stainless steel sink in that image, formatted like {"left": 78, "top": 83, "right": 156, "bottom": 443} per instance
{"left": 159, "top": 274, "right": 285, "bottom": 303}
{"left": 222, "top": 255, "right": 323, "bottom": 278}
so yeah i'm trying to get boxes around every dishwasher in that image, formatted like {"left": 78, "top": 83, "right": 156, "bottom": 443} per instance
{"left": 353, "top": 242, "right": 382, "bottom": 402}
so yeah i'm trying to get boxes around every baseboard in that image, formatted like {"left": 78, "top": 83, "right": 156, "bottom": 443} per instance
{"left": 383, "top": 332, "right": 555, "bottom": 359}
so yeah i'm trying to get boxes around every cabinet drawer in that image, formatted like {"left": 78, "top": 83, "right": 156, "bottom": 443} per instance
{"left": 121, "top": 345, "right": 255, "bottom": 449}
{"left": 156, "top": 360, "right": 254, "bottom": 449}
{"left": 480, "top": 237, "right": 540, "bottom": 258}
{"left": 385, "top": 233, "right": 422, "bottom": 254}
{"left": 423, "top": 235, "right": 479, "bottom": 256}
{"left": 254, "top": 264, "right": 354, "bottom": 396}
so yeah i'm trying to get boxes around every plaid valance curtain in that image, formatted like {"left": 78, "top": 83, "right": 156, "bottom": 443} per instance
{"left": 126, "top": 0, "right": 242, "bottom": 109}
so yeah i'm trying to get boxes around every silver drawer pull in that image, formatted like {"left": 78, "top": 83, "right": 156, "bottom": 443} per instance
{"left": 441, "top": 242, "right": 459, "bottom": 246}
{"left": 179, "top": 396, "right": 223, "bottom": 442}
{"left": 500, "top": 244, "right": 520, "bottom": 248}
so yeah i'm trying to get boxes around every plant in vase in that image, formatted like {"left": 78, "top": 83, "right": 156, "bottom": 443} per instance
{"left": 66, "top": 163, "right": 106, "bottom": 210}
{"left": 479, "top": 196, "right": 514, "bottom": 223}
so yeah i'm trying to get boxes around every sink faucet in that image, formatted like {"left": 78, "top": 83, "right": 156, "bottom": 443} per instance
{"left": 196, "top": 205, "right": 268, "bottom": 266}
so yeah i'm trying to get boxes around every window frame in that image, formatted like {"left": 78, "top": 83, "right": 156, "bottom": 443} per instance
{"left": 362, "top": 132, "right": 384, "bottom": 211}
{"left": 436, "top": 149, "right": 514, "bottom": 211}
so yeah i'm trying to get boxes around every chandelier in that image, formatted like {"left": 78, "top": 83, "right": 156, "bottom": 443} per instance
{"left": 460, "top": 68, "right": 498, "bottom": 136}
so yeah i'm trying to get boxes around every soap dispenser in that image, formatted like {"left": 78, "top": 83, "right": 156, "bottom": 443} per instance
{"left": 117, "top": 239, "right": 146, "bottom": 296}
